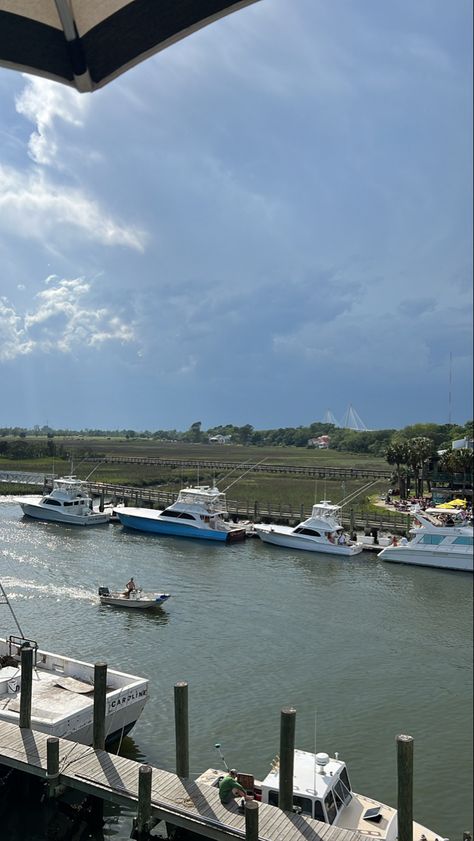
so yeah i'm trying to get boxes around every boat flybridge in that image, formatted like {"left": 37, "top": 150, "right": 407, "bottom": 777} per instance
{"left": 378, "top": 508, "right": 473, "bottom": 572}
{"left": 114, "top": 485, "right": 246, "bottom": 543}
{"left": 17, "top": 476, "right": 109, "bottom": 526}
{"left": 253, "top": 500, "right": 363, "bottom": 555}
{"left": 197, "top": 748, "right": 440, "bottom": 840}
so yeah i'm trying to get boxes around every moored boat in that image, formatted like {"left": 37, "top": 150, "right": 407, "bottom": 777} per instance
{"left": 0, "top": 635, "right": 148, "bottom": 745}
{"left": 378, "top": 508, "right": 473, "bottom": 572}
{"left": 253, "top": 501, "right": 363, "bottom": 555}
{"left": 197, "top": 747, "right": 440, "bottom": 839}
{"left": 17, "top": 476, "right": 109, "bottom": 526}
{"left": 113, "top": 485, "right": 246, "bottom": 542}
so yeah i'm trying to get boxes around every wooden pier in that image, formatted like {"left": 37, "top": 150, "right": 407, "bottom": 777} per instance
{"left": 0, "top": 720, "right": 369, "bottom": 841}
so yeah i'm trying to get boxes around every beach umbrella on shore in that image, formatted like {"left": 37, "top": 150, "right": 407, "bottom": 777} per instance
{"left": 436, "top": 499, "right": 467, "bottom": 509}
{"left": 0, "top": 0, "right": 259, "bottom": 93}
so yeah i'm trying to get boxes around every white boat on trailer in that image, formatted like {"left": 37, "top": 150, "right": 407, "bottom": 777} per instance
{"left": 98, "top": 586, "right": 171, "bottom": 609}
{"left": 197, "top": 747, "right": 441, "bottom": 840}
{"left": 0, "top": 634, "right": 148, "bottom": 745}
{"left": 253, "top": 500, "right": 363, "bottom": 556}
{"left": 17, "top": 475, "right": 109, "bottom": 526}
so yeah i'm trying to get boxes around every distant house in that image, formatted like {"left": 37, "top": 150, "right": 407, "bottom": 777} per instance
{"left": 308, "top": 435, "right": 330, "bottom": 449}
{"left": 208, "top": 434, "right": 232, "bottom": 444}
{"left": 452, "top": 438, "right": 474, "bottom": 450}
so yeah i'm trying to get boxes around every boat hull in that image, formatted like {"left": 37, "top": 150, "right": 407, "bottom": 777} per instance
{"left": 19, "top": 501, "right": 109, "bottom": 526}
{"left": 116, "top": 510, "right": 243, "bottom": 542}
{"left": 255, "top": 527, "right": 363, "bottom": 555}
{"left": 100, "top": 594, "right": 170, "bottom": 609}
{"left": 378, "top": 546, "right": 473, "bottom": 572}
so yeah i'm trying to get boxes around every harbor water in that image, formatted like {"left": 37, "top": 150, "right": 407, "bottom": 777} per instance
{"left": 0, "top": 497, "right": 472, "bottom": 839}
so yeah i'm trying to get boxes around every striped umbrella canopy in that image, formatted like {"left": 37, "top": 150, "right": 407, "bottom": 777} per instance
{"left": 0, "top": 0, "right": 258, "bottom": 93}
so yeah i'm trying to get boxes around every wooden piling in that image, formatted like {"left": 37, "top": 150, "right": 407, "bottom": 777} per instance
{"left": 396, "top": 734, "right": 413, "bottom": 841}
{"left": 46, "top": 736, "right": 59, "bottom": 797}
{"left": 245, "top": 799, "right": 259, "bottom": 841}
{"left": 174, "top": 681, "right": 189, "bottom": 778}
{"left": 93, "top": 662, "right": 107, "bottom": 751}
{"left": 19, "top": 644, "right": 33, "bottom": 728}
{"left": 279, "top": 706, "right": 296, "bottom": 812}
{"left": 136, "top": 764, "right": 152, "bottom": 840}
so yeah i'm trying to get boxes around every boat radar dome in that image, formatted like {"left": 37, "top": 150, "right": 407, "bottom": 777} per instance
{"left": 315, "top": 752, "right": 330, "bottom": 773}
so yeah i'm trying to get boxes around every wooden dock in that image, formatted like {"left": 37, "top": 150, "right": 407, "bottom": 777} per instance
{"left": 0, "top": 721, "right": 370, "bottom": 841}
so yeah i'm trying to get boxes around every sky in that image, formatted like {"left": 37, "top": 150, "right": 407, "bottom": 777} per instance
{"left": 0, "top": 0, "right": 472, "bottom": 433}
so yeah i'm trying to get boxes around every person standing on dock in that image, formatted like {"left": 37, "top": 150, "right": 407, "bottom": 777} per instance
{"left": 219, "top": 770, "right": 252, "bottom": 805}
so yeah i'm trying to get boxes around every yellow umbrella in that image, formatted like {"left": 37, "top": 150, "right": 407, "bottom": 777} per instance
{"left": 436, "top": 499, "right": 467, "bottom": 509}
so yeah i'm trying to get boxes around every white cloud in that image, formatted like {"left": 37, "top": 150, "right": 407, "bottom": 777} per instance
{"left": 0, "top": 277, "right": 135, "bottom": 361}
{"left": 15, "top": 76, "right": 89, "bottom": 167}
{"left": 0, "top": 164, "right": 146, "bottom": 251}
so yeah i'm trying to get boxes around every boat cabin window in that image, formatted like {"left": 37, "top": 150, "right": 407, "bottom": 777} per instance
{"left": 161, "top": 510, "right": 196, "bottom": 520}
{"left": 64, "top": 501, "right": 73, "bottom": 507}
{"left": 293, "top": 527, "right": 321, "bottom": 537}
{"left": 339, "top": 766, "right": 351, "bottom": 793}
{"left": 419, "top": 534, "right": 445, "bottom": 545}
{"left": 44, "top": 499, "right": 61, "bottom": 506}
{"left": 453, "top": 536, "right": 473, "bottom": 546}
{"left": 324, "top": 791, "right": 337, "bottom": 824}
{"left": 314, "top": 799, "right": 325, "bottom": 821}
{"left": 267, "top": 792, "right": 312, "bottom": 816}
{"left": 293, "top": 795, "right": 312, "bottom": 816}
{"left": 333, "top": 777, "right": 352, "bottom": 808}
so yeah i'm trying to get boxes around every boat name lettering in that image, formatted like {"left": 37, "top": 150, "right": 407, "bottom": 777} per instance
{"left": 109, "top": 688, "right": 147, "bottom": 708}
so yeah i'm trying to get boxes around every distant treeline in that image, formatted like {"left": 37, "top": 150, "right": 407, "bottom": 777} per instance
{"left": 0, "top": 420, "right": 472, "bottom": 459}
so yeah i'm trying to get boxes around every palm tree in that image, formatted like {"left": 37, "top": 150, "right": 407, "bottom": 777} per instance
{"left": 451, "top": 448, "right": 473, "bottom": 496}
{"left": 406, "top": 437, "right": 434, "bottom": 498}
{"left": 386, "top": 440, "right": 409, "bottom": 499}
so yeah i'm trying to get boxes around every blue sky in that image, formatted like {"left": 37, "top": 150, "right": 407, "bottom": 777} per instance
{"left": 0, "top": 0, "right": 472, "bottom": 432}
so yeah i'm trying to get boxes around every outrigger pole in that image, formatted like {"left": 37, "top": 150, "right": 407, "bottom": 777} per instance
{"left": 0, "top": 582, "right": 25, "bottom": 639}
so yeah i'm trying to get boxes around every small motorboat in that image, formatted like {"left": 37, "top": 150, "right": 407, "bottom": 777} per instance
{"left": 98, "top": 586, "right": 171, "bottom": 609}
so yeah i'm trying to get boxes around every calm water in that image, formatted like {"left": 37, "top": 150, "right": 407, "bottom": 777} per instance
{"left": 0, "top": 497, "right": 472, "bottom": 840}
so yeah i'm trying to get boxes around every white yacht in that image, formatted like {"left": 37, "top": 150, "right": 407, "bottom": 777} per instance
{"left": 114, "top": 485, "right": 246, "bottom": 543}
{"left": 17, "top": 476, "right": 109, "bottom": 526}
{"left": 378, "top": 509, "right": 473, "bottom": 572}
{"left": 0, "top": 635, "right": 148, "bottom": 745}
{"left": 253, "top": 501, "right": 363, "bottom": 555}
{"left": 197, "top": 748, "right": 440, "bottom": 840}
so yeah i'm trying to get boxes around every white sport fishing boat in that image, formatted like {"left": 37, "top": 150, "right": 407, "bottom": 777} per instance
{"left": 378, "top": 508, "right": 473, "bottom": 572}
{"left": 253, "top": 501, "right": 363, "bottom": 555}
{"left": 197, "top": 748, "right": 440, "bottom": 840}
{"left": 98, "top": 586, "right": 171, "bottom": 609}
{"left": 17, "top": 475, "right": 109, "bottom": 526}
{"left": 114, "top": 485, "right": 246, "bottom": 543}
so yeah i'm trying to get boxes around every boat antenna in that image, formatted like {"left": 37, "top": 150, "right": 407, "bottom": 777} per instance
{"left": 215, "top": 458, "right": 260, "bottom": 489}
{"left": 214, "top": 742, "right": 230, "bottom": 771}
{"left": 223, "top": 457, "right": 269, "bottom": 493}
{"left": 0, "top": 582, "right": 26, "bottom": 639}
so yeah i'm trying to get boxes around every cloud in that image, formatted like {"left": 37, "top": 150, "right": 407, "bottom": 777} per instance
{"left": 0, "top": 164, "right": 146, "bottom": 251}
{"left": 15, "top": 76, "right": 89, "bottom": 167}
{"left": 0, "top": 277, "right": 135, "bottom": 361}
